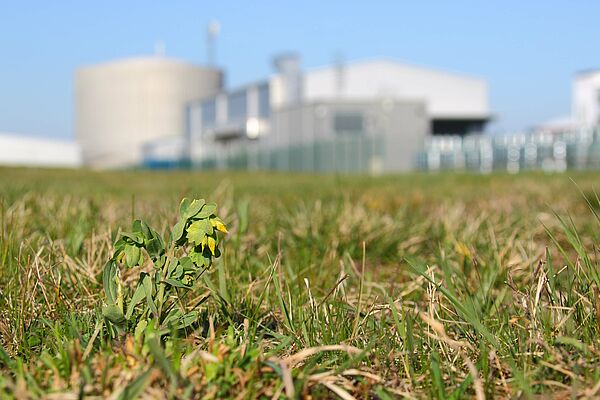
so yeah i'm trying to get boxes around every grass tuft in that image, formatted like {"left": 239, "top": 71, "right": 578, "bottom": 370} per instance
{"left": 1, "top": 168, "right": 600, "bottom": 398}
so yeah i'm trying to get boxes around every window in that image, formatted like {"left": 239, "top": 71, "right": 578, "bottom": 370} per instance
{"left": 227, "top": 90, "right": 247, "bottom": 122}
{"left": 258, "top": 84, "right": 270, "bottom": 118}
{"left": 201, "top": 100, "right": 216, "bottom": 128}
{"left": 334, "top": 112, "right": 364, "bottom": 135}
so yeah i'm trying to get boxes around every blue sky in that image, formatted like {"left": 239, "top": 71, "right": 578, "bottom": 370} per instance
{"left": 0, "top": 1, "right": 598, "bottom": 139}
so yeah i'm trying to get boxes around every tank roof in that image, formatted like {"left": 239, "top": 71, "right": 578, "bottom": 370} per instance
{"left": 77, "top": 56, "right": 222, "bottom": 73}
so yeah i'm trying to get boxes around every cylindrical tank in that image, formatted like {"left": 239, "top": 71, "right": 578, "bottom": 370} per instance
{"left": 75, "top": 57, "right": 222, "bottom": 168}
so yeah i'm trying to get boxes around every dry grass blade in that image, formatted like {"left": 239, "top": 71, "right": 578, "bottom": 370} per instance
{"left": 281, "top": 345, "right": 364, "bottom": 367}
{"left": 341, "top": 368, "right": 383, "bottom": 383}
{"left": 320, "top": 381, "right": 357, "bottom": 400}
{"left": 420, "top": 313, "right": 484, "bottom": 400}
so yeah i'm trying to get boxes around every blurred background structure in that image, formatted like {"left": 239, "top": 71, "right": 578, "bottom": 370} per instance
{"left": 1, "top": 2, "right": 600, "bottom": 172}
{"left": 417, "top": 70, "right": 600, "bottom": 173}
{"left": 0, "top": 133, "right": 80, "bottom": 168}
{"left": 75, "top": 57, "right": 222, "bottom": 168}
{"left": 142, "top": 54, "right": 490, "bottom": 173}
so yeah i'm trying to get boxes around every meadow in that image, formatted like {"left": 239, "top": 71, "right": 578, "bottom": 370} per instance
{"left": 1, "top": 167, "right": 600, "bottom": 399}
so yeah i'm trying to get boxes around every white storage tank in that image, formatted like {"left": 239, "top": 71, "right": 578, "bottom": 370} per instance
{"left": 75, "top": 57, "right": 222, "bottom": 168}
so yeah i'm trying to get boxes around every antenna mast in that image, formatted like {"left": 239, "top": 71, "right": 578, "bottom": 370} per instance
{"left": 207, "top": 20, "right": 220, "bottom": 66}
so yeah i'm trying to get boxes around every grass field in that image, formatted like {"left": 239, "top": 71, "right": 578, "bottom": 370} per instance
{"left": 1, "top": 168, "right": 600, "bottom": 399}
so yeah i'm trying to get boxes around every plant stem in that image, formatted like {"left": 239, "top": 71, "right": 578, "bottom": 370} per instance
{"left": 156, "top": 254, "right": 170, "bottom": 323}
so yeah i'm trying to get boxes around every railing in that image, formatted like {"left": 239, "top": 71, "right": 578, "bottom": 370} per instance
{"left": 416, "top": 129, "right": 600, "bottom": 172}
{"left": 197, "top": 135, "right": 386, "bottom": 173}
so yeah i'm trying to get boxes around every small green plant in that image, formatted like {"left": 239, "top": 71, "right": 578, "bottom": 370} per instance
{"left": 102, "top": 198, "right": 228, "bottom": 336}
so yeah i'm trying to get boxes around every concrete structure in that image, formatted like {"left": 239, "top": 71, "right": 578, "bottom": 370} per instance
{"left": 76, "top": 57, "right": 222, "bottom": 168}
{"left": 573, "top": 70, "right": 600, "bottom": 129}
{"left": 302, "top": 59, "right": 490, "bottom": 135}
{"left": 0, "top": 133, "right": 80, "bottom": 167}
{"left": 176, "top": 56, "right": 490, "bottom": 173}
{"left": 189, "top": 100, "right": 427, "bottom": 173}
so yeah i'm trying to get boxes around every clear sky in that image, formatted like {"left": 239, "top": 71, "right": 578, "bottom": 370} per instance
{"left": 0, "top": 1, "right": 598, "bottom": 139}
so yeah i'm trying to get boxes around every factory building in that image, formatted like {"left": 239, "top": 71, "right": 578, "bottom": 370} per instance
{"left": 0, "top": 133, "right": 80, "bottom": 168}
{"left": 75, "top": 57, "right": 222, "bottom": 168}
{"left": 415, "top": 70, "right": 600, "bottom": 173}
{"left": 157, "top": 55, "right": 491, "bottom": 173}
{"left": 303, "top": 59, "right": 489, "bottom": 135}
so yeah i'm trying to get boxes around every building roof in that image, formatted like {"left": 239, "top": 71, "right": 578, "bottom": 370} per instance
{"left": 302, "top": 58, "right": 489, "bottom": 119}
{"left": 76, "top": 56, "right": 222, "bottom": 74}
{"left": 308, "top": 57, "right": 486, "bottom": 82}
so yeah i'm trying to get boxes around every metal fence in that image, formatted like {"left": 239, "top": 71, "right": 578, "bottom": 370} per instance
{"left": 198, "top": 135, "right": 386, "bottom": 173}
{"left": 416, "top": 129, "right": 600, "bottom": 172}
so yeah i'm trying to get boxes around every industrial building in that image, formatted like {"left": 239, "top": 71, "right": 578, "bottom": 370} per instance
{"left": 0, "top": 133, "right": 80, "bottom": 168}
{"left": 414, "top": 69, "right": 600, "bottom": 174}
{"left": 144, "top": 55, "right": 491, "bottom": 173}
{"left": 74, "top": 54, "right": 490, "bottom": 171}
{"left": 573, "top": 70, "right": 600, "bottom": 129}
{"left": 75, "top": 57, "right": 222, "bottom": 168}
{"left": 68, "top": 54, "right": 600, "bottom": 173}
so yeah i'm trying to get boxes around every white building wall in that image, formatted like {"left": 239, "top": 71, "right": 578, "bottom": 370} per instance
{"left": 573, "top": 71, "right": 600, "bottom": 128}
{"left": 0, "top": 134, "right": 80, "bottom": 167}
{"left": 302, "top": 59, "right": 489, "bottom": 119}
{"left": 75, "top": 57, "right": 222, "bottom": 168}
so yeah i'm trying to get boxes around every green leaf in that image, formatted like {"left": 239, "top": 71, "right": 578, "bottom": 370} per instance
{"left": 114, "top": 237, "right": 127, "bottom": 253}
{"left": 189, "top": 250, "right": 208, "bottom": 268}
{"left": 167, "top": 259, "right": 179, "bottom": 277}
{"left": 139, "top": 220, "right": 153, "bottom": 241}
{"left": 179, "top": 256, "right": 194, "bottom": 271}
{"left": 196, "top": 203, "right": 217, "bottom": 219}
{"left": 173, "top": 263, "right": 184, "bottom": 279}
{"left": 171, "top": 220, "right": 186, "bottom": 244}
{"left": 165, "top": 278, "right": 191, "bottom": 289}
{"left": 141, "top": 273, "right": 154, "bottom": 296}
{"left": 117, "top": 368, "right": 153, "bottom": 400}
{"left": 132, "top": 219, "right": 143, "bottom": 234}
{"left": 103, "top": 304, "right": 126, "bottom": 325}
{"left": 162, "top": 307, "right": 182, "bottom": 326}
{"left": 186, "top": 219, "right": 210, "bottom": 245}
{"left": 126, "top": 275, "right": 148, "bottom": 319}
{"left": 142, "top": 274, "right": 158, "bottom": 317}
{"left": 156, "top": 254, "right": 167, "bottom": 270}
{"left": 147, "top": 334, "right": 178, "bottom": 383}
{"left": 124, "top": 244, "right": 141, "bottom": 267}
{"left": 103, "top": 261, "right": 119, "bottom": 305}
{"left": 205, "top": 221, "right": 214, "bottom": 236}
{"left": 134, "top": 320, "right": 148, "bottom": 343}
{"left": 205, "top": 362, "right": 219, "bottom": 381}
{"left": 184, "top": 199, "right": 206, "bottom": 219}
{"left": 0, "top": 344, "right": 16, "bottom": 370}
{"left": 177, "top": 311, "right": 199, "bottom": 329}
{"left": 179, "top": 198, "right": 192, "bottom": 217}
{"left": 145, "top": 237, "right": 164, "bottom": 260}
{"left": 122, "top": 232, "right": 144, "bottom": 245}
{"left": 237, "top": 200, "right": 249, "bottom": 234}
